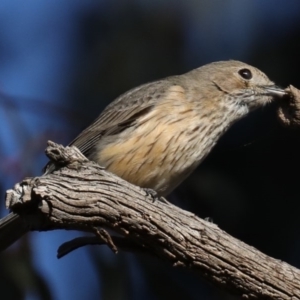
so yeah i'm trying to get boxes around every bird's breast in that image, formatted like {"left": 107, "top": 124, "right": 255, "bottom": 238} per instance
{"left": 95, "top": 85, "right": 211, "bottom": 195}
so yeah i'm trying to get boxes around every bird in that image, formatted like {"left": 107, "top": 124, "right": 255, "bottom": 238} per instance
{"left": 0, "top": 60, "right": 287, "bottom": 251}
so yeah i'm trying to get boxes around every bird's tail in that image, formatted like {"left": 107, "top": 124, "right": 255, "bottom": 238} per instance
{"left": 0, "top": 213, "right": 29, "bottom": 251}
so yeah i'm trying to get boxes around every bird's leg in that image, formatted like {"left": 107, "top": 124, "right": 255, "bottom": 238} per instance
{"left": 143, "top": 188, "right": 171, "bottom": 205}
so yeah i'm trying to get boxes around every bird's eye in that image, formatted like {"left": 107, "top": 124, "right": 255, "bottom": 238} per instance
{"left": 238, "top": 68, "right": 252, "bottom": 80}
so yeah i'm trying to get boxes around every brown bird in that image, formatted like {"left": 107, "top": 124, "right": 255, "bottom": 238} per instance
{"left": 0, "top": 60, "right": 286, "bottom": 251}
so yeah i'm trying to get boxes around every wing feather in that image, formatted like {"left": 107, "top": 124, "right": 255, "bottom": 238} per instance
{"left": 69, "top": 79, "right": 172, "bottom": 156}
{"left": 43, "top": 77, "right": 176, "bottom": 174}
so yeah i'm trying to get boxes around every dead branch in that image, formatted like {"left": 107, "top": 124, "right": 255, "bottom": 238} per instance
{"left": 4, "top": 141, "right": 300, "bottom": 300}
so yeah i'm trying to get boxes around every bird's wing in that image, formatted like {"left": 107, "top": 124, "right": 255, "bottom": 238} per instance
{"left": 44, "top": 79, "right": 174, "bottom": 174}
{"left": 69, "top": 79, "right": 171, "bottom": 157}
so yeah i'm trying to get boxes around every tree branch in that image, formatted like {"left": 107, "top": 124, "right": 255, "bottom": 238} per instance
{"left": 4, "top": 141, "right": 300, "bottom": 299}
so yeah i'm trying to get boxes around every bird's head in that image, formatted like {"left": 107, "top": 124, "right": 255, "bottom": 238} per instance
{"left": 187, "top": 60, "right": 287, "bottom": 121}
{"left": 204, "top": 60, "right": 286, "bottom": 112}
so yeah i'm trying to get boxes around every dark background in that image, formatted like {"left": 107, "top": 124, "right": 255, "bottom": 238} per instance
{"left": 1, "top": 1, "right": 300, "bottom": 299}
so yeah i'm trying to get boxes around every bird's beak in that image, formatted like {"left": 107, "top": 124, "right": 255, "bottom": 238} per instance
{"left": 262, "top": 85, "right": 287, "bottom": 98}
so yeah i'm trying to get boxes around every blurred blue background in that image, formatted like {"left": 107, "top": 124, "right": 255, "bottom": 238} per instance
{"left": 1, "top": 1, "right": 300, "bottom": 299}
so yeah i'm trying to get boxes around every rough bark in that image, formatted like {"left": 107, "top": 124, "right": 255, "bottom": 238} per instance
{"left": 5, "top": 141, "right": 300, "bottom": 300}
{"left": 277, "top": 85, "right": 300, "bottom": 127}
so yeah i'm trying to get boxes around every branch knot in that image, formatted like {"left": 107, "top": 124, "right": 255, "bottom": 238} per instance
{"left": 45, "top": 140, "right": 89, "bottom": 169}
